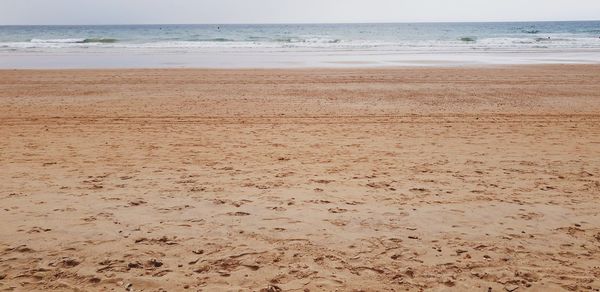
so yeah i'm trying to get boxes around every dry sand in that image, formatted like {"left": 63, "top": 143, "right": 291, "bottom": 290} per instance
{"left": 1, "top": 65, "right": 599, "bottom": 291}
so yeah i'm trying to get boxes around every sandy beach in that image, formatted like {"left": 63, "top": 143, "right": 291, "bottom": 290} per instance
{"left": 1, "top": 65, "right": 599, "bottom": 291}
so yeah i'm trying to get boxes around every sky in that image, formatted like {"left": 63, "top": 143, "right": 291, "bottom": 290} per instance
{"left": 1, "top": 0, "right": 599, "bottom": 25}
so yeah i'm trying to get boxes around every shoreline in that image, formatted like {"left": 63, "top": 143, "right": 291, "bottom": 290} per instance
{"left": 1, "top": 62, "right": 599, "bottom": 70}
{"left": 2, "top": 49, "right": 600, "bottom": 69}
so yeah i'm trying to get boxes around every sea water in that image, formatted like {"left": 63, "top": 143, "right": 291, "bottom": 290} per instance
{"left": 1, "top": 22, "right": 599, "bottom": 68}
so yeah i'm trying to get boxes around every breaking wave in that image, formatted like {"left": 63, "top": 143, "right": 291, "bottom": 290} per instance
{"left": 459, "top": 37, "right": 477, "bottom": 42}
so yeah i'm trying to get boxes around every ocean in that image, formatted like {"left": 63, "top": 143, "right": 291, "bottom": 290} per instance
{"left": 1, "top": 21, "right": 599, "bottom": 68}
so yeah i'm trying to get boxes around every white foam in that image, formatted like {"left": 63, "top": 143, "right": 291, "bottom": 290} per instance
{"left": 29, "top": 38, "right": 87, "bottom": 43}
{"left": 2, "top": 36, "right": 600, "bottom": 51}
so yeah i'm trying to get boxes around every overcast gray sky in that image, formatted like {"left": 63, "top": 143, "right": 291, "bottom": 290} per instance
{"left": 1, "top": 0, "right": 599, "bottom": 25}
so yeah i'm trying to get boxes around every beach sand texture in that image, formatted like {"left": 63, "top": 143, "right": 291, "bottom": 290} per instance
{"left": 1, "top": 65, "right": 600, "bottom": 291}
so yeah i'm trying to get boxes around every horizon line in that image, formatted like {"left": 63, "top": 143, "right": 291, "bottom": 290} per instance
{"left": 1, "top": 19, "right": 599, "bottom": 26}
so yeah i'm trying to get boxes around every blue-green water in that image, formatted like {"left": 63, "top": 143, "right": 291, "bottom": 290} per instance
{"left": 1, "top": 21, "right": 599, "bottom": 50}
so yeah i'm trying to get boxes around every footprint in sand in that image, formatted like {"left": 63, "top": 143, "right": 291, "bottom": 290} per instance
{"left": 128, "top": 200, "right": 147, "bottom": 206}
{"left": 227, "top": 211, "right": 251, "bottom": 216}
{"left": 307, "top": 199, "right": 331, "bottom": 204}
{"left": 134, "top": 236, "right": 178, "bottom": 245}
{"left": 49, "top": 257, "right": 81, "bottom": 268}
{"left": 326, "top": 219, "right": 348, "bottom": 226}
{"left": 328, "top": 207, "right": 348, "bottom": 214}
{"left": 25, "top": 226, "right": 52, "bottom": 233}
{"left": 268, "top": 206, "right": 286, "bottom": 211}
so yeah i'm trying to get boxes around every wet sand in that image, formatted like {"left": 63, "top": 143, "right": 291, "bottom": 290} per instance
{"left": 1, "top": 65, "right": 599, "bottom": 291}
